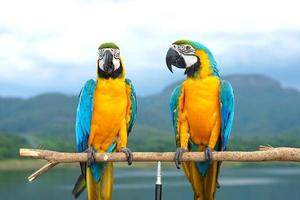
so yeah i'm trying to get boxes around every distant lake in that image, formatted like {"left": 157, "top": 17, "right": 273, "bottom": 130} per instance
{"left": 1, "top": 164, "right": 300, "bottom": 200}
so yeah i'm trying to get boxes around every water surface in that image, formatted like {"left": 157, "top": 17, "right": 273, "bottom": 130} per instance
{"left": 1, "top": 165, "right": 299, "bottom": 200}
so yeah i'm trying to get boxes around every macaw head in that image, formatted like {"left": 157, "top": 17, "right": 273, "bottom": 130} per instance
{"left": 165, "top": 40, "right": 219, "bottom": 78}
{"left": 97, "top": 42, "right": 125, "bottom": 79}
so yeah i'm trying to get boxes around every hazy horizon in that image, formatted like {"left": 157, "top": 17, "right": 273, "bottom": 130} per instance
{"left": 1, "top": 0, "right": 300, "bottom": 97}
{"left": 1, "top": 73, "right": 299, "bottom": 99}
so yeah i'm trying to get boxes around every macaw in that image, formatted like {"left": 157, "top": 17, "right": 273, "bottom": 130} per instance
{"left": 72, "top": 42, "right": 137, "bottom": 200}
{"left": 165, "top": 40, "right": 234, "bottom": 200}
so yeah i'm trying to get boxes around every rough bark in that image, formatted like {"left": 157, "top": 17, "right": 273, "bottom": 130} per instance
{"left": 19, "top": 146, "right": 300, "bottom": 182}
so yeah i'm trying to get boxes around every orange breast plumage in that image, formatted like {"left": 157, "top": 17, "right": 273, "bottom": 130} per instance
{"left": 88, "top": 78, "right": 128, "bottom": 151}
{"left": 183, "top": 76, "right": 221, "bottom": 145}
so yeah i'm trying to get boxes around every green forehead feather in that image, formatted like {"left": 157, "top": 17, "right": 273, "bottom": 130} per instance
{"left": 173, "top": 39, "right": 205, "bottom": 51}
{"left": 174, "top": 40, "right": 193, "bottom": 46}
{"left": 174, "top": 39, "right": 211, "bottom": 54}
{"left": 98, "top": 42, "right": 119, "bottom": 49}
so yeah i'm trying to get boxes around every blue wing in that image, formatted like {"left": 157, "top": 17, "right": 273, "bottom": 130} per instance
{"left": 125, "top": 79, "right": 137, "bottom": 134}
{"left": 75, "top": 79, "right": 96, "bottom": 153}
{"left": 169, "top": 85, "right": 183, "bottom": 145}
{"left": 220, "top": 80, "right": 235, "bottom": 150}
{"left": 75, "top": 79, "right": 117, "bottom": 183}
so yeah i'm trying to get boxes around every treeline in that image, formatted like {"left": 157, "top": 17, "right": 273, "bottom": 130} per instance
{"left": 0, "top": 134, "right": 30, "bottom": 159}
{"left": 228, "top": 132, "right": 300, "bottom": 151}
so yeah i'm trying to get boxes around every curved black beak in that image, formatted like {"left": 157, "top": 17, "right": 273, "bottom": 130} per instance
{"left": 103, "top": 50, "right": 114, "bottom": 75}
{"left": 165, "top": 47, "right": 186, "bottom": 73}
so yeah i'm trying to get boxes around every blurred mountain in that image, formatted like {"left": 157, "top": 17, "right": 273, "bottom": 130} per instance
{"left": 0, "top": 74, "right": 300, "bottom": 137}
{"left": 138, "top": 74, "right": 300, "bottom": 136}
{"left": 0, "top": 93, "right": 76, "bottom": 135}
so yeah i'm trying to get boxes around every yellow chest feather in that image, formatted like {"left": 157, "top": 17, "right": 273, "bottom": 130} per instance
{"left": 89, "top": 78, "right": 128, "bottom": 151}
{"left": 182, "top": 76, "right": 221, "bottom": 144}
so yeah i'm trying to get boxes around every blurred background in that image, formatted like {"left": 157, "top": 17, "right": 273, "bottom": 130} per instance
{"left": 0, "top": 0, "right": 300, "bottom": 199}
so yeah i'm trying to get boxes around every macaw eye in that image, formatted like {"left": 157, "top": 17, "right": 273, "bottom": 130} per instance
{"left": 181, "top": 45, "right": 194, "bottom": 54}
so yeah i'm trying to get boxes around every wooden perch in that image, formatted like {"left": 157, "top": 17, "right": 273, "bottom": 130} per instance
{"left": 20, "top": 146, "right": 300, "bottom": 182}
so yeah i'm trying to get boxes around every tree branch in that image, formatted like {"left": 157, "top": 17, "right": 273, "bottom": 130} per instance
{"left": 20, "top": 147, "right": 300, "bottom": 182}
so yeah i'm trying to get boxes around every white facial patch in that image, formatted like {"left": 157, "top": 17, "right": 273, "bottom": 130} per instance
{"left": 113, "top": 56, "right": 120, "bottom": 70}
{"left": 172, "top": 44, "right": 198, "bottom": 68}
{"left": 98, "top": 48, "right": 121, "bottom": 71}
{"left": 182, "top": 54, "right": 198, "bottom": 68}
{"left": 98, "top": 58, "right": 105, "bottom": 71}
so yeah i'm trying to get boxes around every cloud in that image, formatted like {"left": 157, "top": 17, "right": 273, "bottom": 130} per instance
{"left": 0, "top": 0, "right": 300, "bottom": 97}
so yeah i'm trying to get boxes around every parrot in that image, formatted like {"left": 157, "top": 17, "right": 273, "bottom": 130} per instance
{"left": 72, "top": 42, "right": 137, "bottom": 200}
{"left": 165, "top": 40, "right": 234, "bottom": 200}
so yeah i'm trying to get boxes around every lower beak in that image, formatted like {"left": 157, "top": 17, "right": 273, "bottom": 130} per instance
{"left": 165, "top": 48, "right": 186, "bottom": 73}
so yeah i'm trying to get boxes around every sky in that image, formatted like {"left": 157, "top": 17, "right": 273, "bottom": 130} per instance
{"left": 0, "top": 0, "right": 300, "bottom": 97}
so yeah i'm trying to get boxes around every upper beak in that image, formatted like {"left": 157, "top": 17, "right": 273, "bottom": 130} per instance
{"left": 165, "top": 47, "right": 186, "bottom": 73}
{"left": 103, "top": 50, "right": 114, "bottom": 75}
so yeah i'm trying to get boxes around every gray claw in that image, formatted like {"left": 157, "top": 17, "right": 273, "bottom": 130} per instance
{"left": 175, "top": 148, "right": 187, "bottom": 169}
{"left": 121, "top": 148, "right": 133, "bottom": 165}
{"left": 85, "top": 147, "right": 96, "bottom": 167}
{"left": 204, "top": 147, "right": 213, "bottom": 162}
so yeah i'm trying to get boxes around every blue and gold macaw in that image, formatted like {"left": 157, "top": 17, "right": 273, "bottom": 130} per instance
{"left": 72, "top": 42, "right": 137, "bottom": 200}
{"left": 166, "top": 40, "right": 234, "bottom": 200}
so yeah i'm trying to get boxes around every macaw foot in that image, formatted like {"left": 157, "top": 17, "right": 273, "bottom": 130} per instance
{"left": 120, "top": 147, "right": 133, "bottom": 165}
{"left": 204, "top": 147, "right": 213, "bottom": 163}
{"left": 84, "top": 147, "right": 96, "bottom": 167}
{"left": 175, "top": 147, "right": 187, "bottom": 169}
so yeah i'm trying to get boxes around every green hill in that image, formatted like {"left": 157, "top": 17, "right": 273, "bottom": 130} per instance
{"left": 137, "top": 74, "right": 300, "bottom": 136}
{"left": 1, "top": 74, "right": 300, "bottom": 158}
{"left": 229, "top": 74, "right": 300, "bottom": 135}
{"left": 0, "top": 93, "right": 77, "bottom": 135}
{"left": 0, "top": 74, "right": 300, "bottom": 137}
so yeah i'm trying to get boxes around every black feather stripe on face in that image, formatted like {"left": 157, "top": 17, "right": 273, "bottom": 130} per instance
{"left": 184, "top": 57, "right": 200, "bottom": 77}
{"left": 97, "top": 60, "right": 123, "bottom": 79}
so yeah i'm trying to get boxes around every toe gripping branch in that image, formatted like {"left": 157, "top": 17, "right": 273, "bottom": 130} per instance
{"left": 175, "top": 148, "right": 187, "bottom": 169}
{"left": 204, "top": 147, "right": 213, "bottom": 163}
{"left": 85, "top": 147, "right": 96, "bottom": 167}
{"left": 120, "top": 147, "right": 133, "bottom": 165}
{"left": 175, "top": 146, "right": 213, "bottom": 169}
